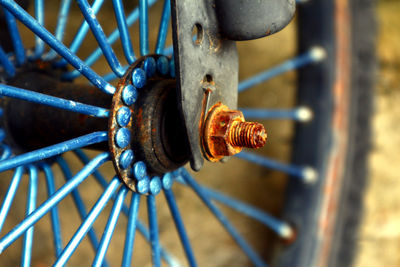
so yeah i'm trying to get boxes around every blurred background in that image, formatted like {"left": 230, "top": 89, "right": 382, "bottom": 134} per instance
{"left": 354, "top": 0, "right": 400, "bottom": 266}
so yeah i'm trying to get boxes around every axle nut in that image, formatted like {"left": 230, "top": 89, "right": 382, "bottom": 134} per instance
{"left": 202, "top": 103, "right": 267, "bottom": 161}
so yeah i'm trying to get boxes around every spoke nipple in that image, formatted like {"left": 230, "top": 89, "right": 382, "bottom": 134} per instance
{"left": 296, "top": 106, "right": 313, "bottom": 122}
{"left": 229, "top": 121, "right": 267, "bottom": 148}
{"left": 310, "top": 46, "right": 327, "bottom": 62}
{"left": 302, "top": 167, "right": 318, "bottom": 183}
{"left": 280, "top": 224, "right": 294, "bottom": 239}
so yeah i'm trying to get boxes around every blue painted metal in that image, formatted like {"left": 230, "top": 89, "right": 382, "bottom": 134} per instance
{"left": 163, "top": 44, "right": 173, "bottom": 56}
{"left": 132, "top": 68, "right": 147, "bottom": 88}
{"left": 0, "top": 144, "right": 12, "bottom": 160}
{"left": 236, "top": 151, "right": 315, "bottom": 181}
{"left": 149, "top": 176, "right": 162, "bottom": 195}
{"left": 112, "top": 0, "right": 136, "bottom": 64}
{"left": 139, "top": 0, "right": 149, "bottom": 56}
{"left": 0, "top": 153, "right": 109, "bottom": 254}
{"left": 147, "top": 194, "right": 161, "bottom": 267}
{"left": 56, "top": 157, "right": 107, "bottom": 263}
{"left": 0, "top": 45, "right": 15, "bottom": 77}
{"left": 42, "top": 164, "right": 63, "bottom": 257}
{"left": 0, "top": 167, "right": 24, "bottom": 233}
{"left": 0, "top": 0, "right": 115, "bottom": 94}
{"left": 137, "top": 176, "right": 150, "bottom": 195}
{"left": 93, "top": 185, "right": 128, "bottom": 267}
{"left": 54, "top": 0, "right": 73, "bottom": 42}
{"left": 0, "top": 131, "right": 107, "bottom": 173}
{"left": 238, "top": 49, "right": 321, "bottom": 93}
{"left": 75, "top": 0, "right": 125, "bottom": 77}
{"left": 157, "top": 56, "right": 169, "bottom": 75}
{"left": 144, "top": 57, "right": 156, "bottom": 77}
{"left": 117, "top": 106, "right": 131, "bottom": 127}
{"left": 61, "top": 0, "right": 106, "bottom": 64}
{"left": 155, "top": 0, "right": 171, "bottom": 54}
{"left": 119, "top": 150, "right": 134, "bottom": 169}
{"left": 176, "top": 178, "right": 292, "bottom": 238}
{"left": 21, "top": 166, "right": 37, "bottom": 267}
{"left": 32, "top": 0, "right": 45, "bottom": 59}
{"left": 169, "top": 57, "right": 175, "bottom": 78}
{"left": 54, "top": 177, "right": 120, "bottom": 267}
{"left": 164, "top": 189, "right": 197, "bottom": 267}
{"left": 179, "top": 168, "right": 268, "bottom": 267}
{"left": 122, "top": 193, "right": 141, "bottom": 267}
{"left": 0, "top": 129, "right": 6, "bottom": 143}
{"left": 102, "top": 69, "right": 122, "bottom": 82}
{"left": 73, "top": 149, "right": 180, "bottom": 267}
{"left": 240, "top": 107, "right": 311, "bottom": 121}
{"left": 0, "top": 84, "right": 110, "bottom": 118}
{"left": 122, "top": 84, "right": 138, "bottom": 106}
{"left": 44, "top": 0, "right": 73, "bottom": 60}
{"left": 3, "top": 8, "right": 25, "bottom": 65}
{"left": 65, "top": 0, "right": 158, "bottom": 79}
{"left": 133, "top": 161, "right": 147, "bottom": 180}
{"left": 115, "top": 128, "right": 131, "bottom": 149}
{"left": 162, "top": 172, "right": 174, "bottom": 190}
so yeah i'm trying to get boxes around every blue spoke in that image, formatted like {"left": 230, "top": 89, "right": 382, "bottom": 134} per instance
{"left": 21, "top": 166, "right": 38, "bottom": 267}
{"left": 163, "top": 44, "right": 173, "bottom": 56}
{"left": 122, "top": 193, "right": 140, "bottom": 267}
{"left": 147, "top": 194, "right": 161, "bottom": 267}
{"left": 179, "top": 168, "right": 268, "bottom": 267}
{"left": 58, "top": 0, "right": 106, "bottom": 64}
{"left": 56, "top": 156, "right": 108, "bottom": 266}
{"left": 32, "top": 0, "right": 45, "bottom": 58}
{"left": 0, "top": 167, "right": 24, "bottom": 233}
{"left": 236, "top": 151, "right": 317, "bottom": 183}
{"left": 0, "top": 153, "right": 109, "bottom": 254}
{"left": 0, "top": 46, "right": 15, "bottom": 77}
{"left": 73, "top": 149, "right": 180, "bottom": 267}
{"left": 176, "top": 176, "right": 292, "bottom": 238}
{"left": 44, "top": 0, "right": 73, "bottom": 60}
{"left": 0, "top": 131, "right": 107, "bottom": 173}
{"left": 93, "top": 185, "right": 128, "bottom": 267}
{"left": 0, "top": 0, "right": 115, "bottom": 94}
{"left": 238, "top": 47, "right": 326, "bottom": 93}
{"left": 0, "top": 84, "right": 110, "bottom": 118}
{"left": 102, "top": 70, "right": 120, "bottom": 82}
{"left": 164, "top": 189, "right": 196, "bottom": 267}
{"left": 3, "top": 8, "right": 25, "bottom": 65}
{"left": 240, "top": 107, "right": 313, "bottom": 122}
{"left": 64, "top": 0, "right": 158, "bottom": 80}
{"left": 41, "top": 164, "right": 63, "bottom": 257}
{"left": 54, "top": 177, "right": 120, "bottom": 267}
{"left": 112, "top": 0, "right": 136, "bottom": 64}
{"left": 155, "top": 0, "right": 170, "bottom": 54}
{"left": 139, "top": 0, "right": 149, "bottom": 56}
{"left": 75, "top": 0, "right": 125, "bottom": 77}
{"left": 0, "top": 144, "right": 12, "bottom": 160}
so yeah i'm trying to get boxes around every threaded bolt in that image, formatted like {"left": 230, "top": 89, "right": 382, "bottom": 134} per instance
{"left": 228, "top": 121, "right": 267, "bottom": 148}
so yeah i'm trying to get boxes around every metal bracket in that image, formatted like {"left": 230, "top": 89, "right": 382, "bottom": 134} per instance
{"left": 171, "top": 0, "right": 238, "bottom": 171}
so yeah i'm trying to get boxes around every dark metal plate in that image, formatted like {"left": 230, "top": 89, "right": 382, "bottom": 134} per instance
{"left": 170, "top": 0, "right": 238, "bottom": 171}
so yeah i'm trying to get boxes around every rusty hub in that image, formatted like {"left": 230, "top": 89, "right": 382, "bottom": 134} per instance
{"left": 109, "top": 55, "right": 190, "bottom": 194}
{"left": 202, "top": 102, "right": 267, "bottom": 162}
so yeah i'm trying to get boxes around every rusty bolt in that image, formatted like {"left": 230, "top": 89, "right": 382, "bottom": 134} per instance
{"left": 202, "top": 102, "right": 267, "bottom": 161}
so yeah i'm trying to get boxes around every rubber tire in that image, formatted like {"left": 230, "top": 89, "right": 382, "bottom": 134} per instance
{"left": 275, "top": 0, "right": 376, "bottom": 266}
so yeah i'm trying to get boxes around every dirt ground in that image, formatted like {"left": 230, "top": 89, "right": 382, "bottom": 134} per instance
{"left": 0, "top": 0, "right": 399, "bottom": 267}
{"left": 354, "top": 1, "right": 400, "bottom": 266}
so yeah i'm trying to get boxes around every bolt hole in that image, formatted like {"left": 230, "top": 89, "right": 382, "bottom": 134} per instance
{"left": 192, "top": 23, "right": 203, "bottom": 45}
{"left": 203, "top": 74, "right": 213, "bottom": 83}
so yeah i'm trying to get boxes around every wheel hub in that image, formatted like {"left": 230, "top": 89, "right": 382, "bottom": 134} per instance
{"left": 109, "top": 55, "right": 190, "bottom": 194}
